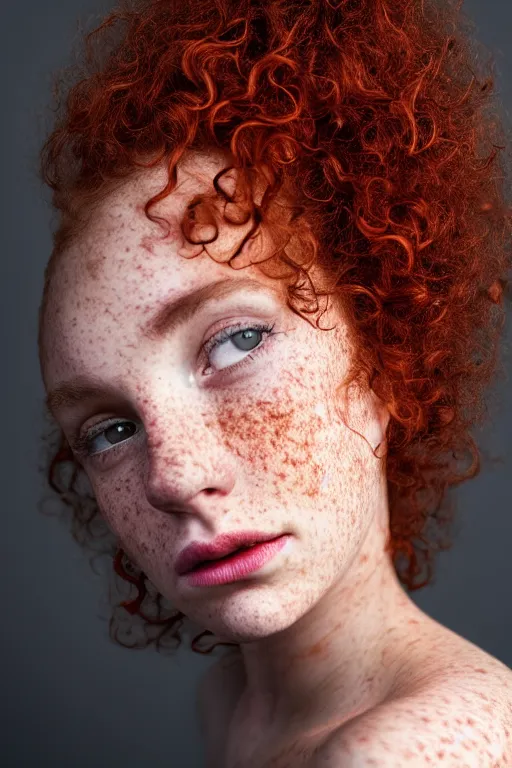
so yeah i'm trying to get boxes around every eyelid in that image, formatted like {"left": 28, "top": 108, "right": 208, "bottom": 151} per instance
{"left": 199, "top": 299, "right": 279, "bottom": 343}
{"left": 201, "top": 316, "right": 271, "bottom": 356}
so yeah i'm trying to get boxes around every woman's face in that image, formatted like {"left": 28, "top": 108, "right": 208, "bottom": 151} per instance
{"left": 40, "top": 152, "right": 390, "bottom": 642}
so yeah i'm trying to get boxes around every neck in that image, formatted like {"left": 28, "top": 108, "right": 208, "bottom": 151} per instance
{"left": 233, "top": 501, "right": 424, "bottom": 739}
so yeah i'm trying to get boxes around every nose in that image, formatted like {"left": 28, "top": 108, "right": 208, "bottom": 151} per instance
{"left": 144, "top": 431, "right": 237, "bottom": 515}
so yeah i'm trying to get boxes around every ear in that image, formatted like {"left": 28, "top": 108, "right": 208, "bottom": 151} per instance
{"left": 366, "top": 386, "right": 390, "bottom": 457}
{"left": 340, "top": 381, "right": 390, "bottom": 458}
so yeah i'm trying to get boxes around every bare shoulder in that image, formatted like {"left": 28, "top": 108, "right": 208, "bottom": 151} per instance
{"left": 313, "top": 640, "right": 512, "bottom": 768}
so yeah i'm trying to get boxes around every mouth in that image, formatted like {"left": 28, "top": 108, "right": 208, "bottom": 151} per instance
{"left": 175, "top": 532, "right": 285, "bottom": 576}
{"left": 191, "top": 545, "right": 253, "bottom": 570}
{"left": 179, "top": 535, "right": 291, "bottom": 587}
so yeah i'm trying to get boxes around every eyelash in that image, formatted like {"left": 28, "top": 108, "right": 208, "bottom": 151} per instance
{"left": 70, "top": 320, "right": 277, "bottom": 462}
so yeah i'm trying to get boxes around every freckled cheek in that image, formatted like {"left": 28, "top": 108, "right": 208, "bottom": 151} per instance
{"left": 213, "top": 383, "right": 341, "bottom": 504}
{"left": 241, "top": 396, "right": 377, "bottom": 547}
{"left": 91, "top": 477, "right": 176, "bottom": 587}
{"left": 91, "top": 473, "right": 148, "bottom": 555}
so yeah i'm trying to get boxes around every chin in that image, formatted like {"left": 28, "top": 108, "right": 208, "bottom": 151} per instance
{"left": 188, "top": 588, "right": 311, "bottom": 643}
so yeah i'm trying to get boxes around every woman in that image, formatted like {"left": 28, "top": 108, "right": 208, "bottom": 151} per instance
{"left": 37, "top": 0, "right": 512, "bottom": 765}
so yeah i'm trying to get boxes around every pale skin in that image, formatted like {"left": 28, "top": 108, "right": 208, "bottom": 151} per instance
{"left": 40, "top": 151, "right": 512, "bottom": 766}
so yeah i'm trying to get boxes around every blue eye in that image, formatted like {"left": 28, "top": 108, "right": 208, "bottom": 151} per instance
{"left": 71, "top": 321, "right": 278, "bottom": 461}
{"left": 202, "top": 321, "right": 276, "bottom": 375}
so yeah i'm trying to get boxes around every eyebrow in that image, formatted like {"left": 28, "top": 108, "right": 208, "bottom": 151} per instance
{"left": 44, "top": 276, "right": 281, "bottom": 417}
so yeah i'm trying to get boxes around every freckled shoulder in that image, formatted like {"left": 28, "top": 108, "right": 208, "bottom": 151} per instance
{"left": 312, "top": 660, "right": 512, "bottom": 768}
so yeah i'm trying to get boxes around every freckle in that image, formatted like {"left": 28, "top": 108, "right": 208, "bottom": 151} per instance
{"left": 421, "top": 716, "right": 431, "bottom": 723}
{"left": 467, "top": 717, "right": 475, "bottom": 725}
{"left": 475, "top": 668, "right": 488, "bottom": 674}
{"left": 436, "top": 751, "right": 445, "bottom": 759}
{"left": 125, "top": 247, "right": 130, "bottom": 252}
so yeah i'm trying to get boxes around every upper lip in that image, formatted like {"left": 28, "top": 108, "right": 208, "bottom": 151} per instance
{"left": 175, "top": 530, "right": 285, "bottom": 576}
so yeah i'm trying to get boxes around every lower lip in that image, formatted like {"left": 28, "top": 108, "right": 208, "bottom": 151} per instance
{"left": 182, "top": 535, "right": 290, "bottom": 587}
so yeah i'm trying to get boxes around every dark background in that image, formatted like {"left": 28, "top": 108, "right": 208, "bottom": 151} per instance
{"left": 2, "top": 1, "right": 511, "bottom": 766}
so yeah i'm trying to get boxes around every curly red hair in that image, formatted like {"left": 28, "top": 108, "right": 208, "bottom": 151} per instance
{"left": 37, "top": 0, "right": 511, "bottom": 656}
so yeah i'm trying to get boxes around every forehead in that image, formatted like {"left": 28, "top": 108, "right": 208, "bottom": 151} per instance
{"left": 40, "top": 152, "right": 289, "bottom": 387}
{"left": 72, "top": 150, "right": 233, "bottom": 278}
{"left": 51, "top": 147, "right": 288, "bottom": 294}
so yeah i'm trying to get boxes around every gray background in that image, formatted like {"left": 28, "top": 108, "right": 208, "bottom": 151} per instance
{"left": 2, "top": 1, "right": 511, "bottom": 766}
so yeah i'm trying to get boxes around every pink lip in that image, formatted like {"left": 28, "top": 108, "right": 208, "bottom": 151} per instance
{"left": 180, "top": 535, "right": 290, "bottom": 587}
{"left": 175, "top": 530, "right": 288, "bottom": 577}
